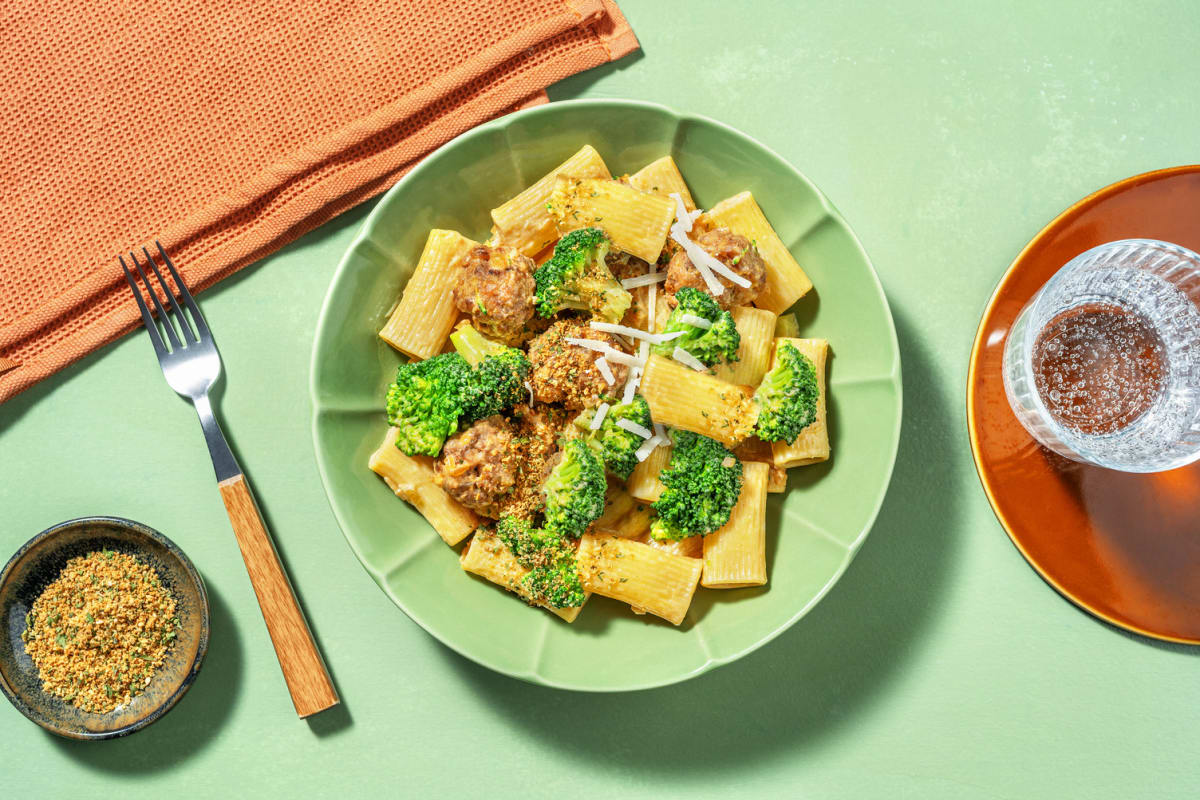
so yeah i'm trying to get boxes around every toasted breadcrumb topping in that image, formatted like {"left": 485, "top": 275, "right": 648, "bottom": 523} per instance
{"left": 22, "top": 550, "right": 178, "bottom": 713}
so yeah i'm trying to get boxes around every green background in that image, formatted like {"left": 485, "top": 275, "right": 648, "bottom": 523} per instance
{"left": 2, "top": 1, "right": 1197, "bottom": 796}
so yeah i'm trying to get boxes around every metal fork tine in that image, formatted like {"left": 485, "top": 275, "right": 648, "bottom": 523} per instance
{"left": 156, "top": 241, "right": 211, "bottom": 341}
{"left": 143, "top": 246, "right": 196, "bottom": 343}
{"left": 119, "top": 255, "right": 168, "bottom": 358}
{"left": 129, "top": 250, "right": 181, "bottom": 351}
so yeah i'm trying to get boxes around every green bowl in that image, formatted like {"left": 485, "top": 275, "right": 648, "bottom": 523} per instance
{"left": 310, "top": 99, "right": 901, "bottom": 691}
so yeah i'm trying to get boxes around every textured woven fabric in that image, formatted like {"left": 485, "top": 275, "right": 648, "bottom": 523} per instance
{"left": 0, "top": 0, "right": 636, "bottom": 403}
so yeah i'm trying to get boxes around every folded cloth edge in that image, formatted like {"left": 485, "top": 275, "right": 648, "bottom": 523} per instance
{"left": 0, "top": 1, "right": 630, "bottom": 349}
{"left": 0, "top": 2, "right": 638, "bottom": 404}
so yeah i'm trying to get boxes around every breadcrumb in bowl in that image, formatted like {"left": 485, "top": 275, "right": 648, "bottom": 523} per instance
{"left": 0, "top": 517, "right": 209, "bottom": 740}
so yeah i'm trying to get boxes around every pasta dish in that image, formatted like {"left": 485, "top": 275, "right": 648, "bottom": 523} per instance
{"left": 366, "top": 145, "right": 830, "bottom": 626}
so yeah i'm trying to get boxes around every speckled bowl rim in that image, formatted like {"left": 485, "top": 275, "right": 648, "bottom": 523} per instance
{"left": 0, "top": 516, "right": 210, "bottom": 740}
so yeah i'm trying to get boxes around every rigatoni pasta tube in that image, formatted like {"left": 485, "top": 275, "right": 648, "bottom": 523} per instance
{"left": 733, "top": 435, "right": 773, "bottom": 464}
{"left": 627, "top": 442, "right": 670, "bottom": 502}
{"left": 576, "top": 534, "right": 703, "bottom": 626}
{"left": 367, "top": 427, "right": 477, "bottom": 546}
{"left": 490, "top": 145, "right": 610, "bottom": 256}
{"left": 775, "top": 312, "right": 800, "bottom": 338}
{"left": 771, "top": 337, "right": 831, "bottom": 467}
{"left": 612, "top": 505, "right": 653, "bottom": 539}
{"left": 550, "top": 176, "right": 675, "bottom": 263}
{"left": 730, "top": 440, "right": 787, "bottom": 490}
{"left": 732, "top": 438, "right": 788, "bottom": 492}
{"left": 713, "top": 305, "right": 778, "bottom": 386}
{"left": 593, "top": 481, "right": 655, "bottom": 539}
{"left": 378, "top": 230, "right": 478, "bottom": 360}
{"left": 628, "top": 155, "right": 696, "bottom": 210}
{"left": 703, "top": 192, "right": 813, "bottom": 314}
{"left": 640, "top": 354, "right": 755, "bottom": 448}
{"left": 643, "top": 532, "right": 703, "bottom": 559}
{"left": 460, "top": 530, "right": 586, "bottom": 623}
{"left": 702, "top": 462, "right": 769, "bottom": 588}
{"left": 593, "top": 481, "right": 637, "bottom": 536}
{"left": 767, "top": 466, "right": 788, "bottom": 493}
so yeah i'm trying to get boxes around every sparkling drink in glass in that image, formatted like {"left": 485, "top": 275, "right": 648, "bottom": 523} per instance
{"left": 1003, "top": 238, "right": 1200, "bottom": 472}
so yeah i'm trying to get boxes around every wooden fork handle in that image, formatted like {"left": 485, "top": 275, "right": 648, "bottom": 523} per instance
{"left": 218, "top": 473, "right": 339, "bottom": 718}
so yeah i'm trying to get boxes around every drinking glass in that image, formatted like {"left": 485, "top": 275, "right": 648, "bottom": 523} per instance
{"left": 1003, "top": 238, "right": 1200, "bottom": 472}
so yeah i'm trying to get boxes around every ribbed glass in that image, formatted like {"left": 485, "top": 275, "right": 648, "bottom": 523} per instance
{"left": 1003, "top": 239, "right": 1200, "bottom": 472}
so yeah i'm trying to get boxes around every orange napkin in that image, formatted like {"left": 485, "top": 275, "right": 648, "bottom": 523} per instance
{"left": 0, "top": 0, "right": 636, "bottom": 403}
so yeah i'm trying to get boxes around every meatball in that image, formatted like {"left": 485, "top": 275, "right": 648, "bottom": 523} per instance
{"left": 664, "top": 228, "right": 766, "bottom": 308}
{"left": 527, "top": 320, "right": 629, "bottom": 409}
{"left": 453, "top": 245, "right": 536, "bottom": 343}
{"left": 495, "top": 404, "right": 569, "bottom": 520}
{"left": 434, "top": 415, "right": 518, "bottom": 518}
{"left": 606, "top": 251, "right": 651, "bottom": 281}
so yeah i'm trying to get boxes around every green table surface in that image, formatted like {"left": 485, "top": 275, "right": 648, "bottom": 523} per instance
{"left": 3, "top": 2, "right": 1198, "bottom": 796}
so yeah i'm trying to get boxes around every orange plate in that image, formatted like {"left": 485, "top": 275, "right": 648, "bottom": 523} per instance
{"left": 968, "top": 166, "right": 1200, "bottom": 644}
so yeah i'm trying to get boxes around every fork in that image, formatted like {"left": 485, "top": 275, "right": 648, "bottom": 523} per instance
{"left": 121, "top": 243, "right": 338, "bottom": 718}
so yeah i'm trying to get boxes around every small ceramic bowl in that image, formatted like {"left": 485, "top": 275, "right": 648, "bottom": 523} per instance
{"left": 0, "top": 517, "right": 209, "bottom": 739}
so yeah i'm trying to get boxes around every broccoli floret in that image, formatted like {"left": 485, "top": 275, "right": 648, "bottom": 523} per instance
{"left": 651, "top": 430, "right": 743, "bottom": 540}
{"left": 494, "top": 516, "right": 586, "bottom": 609}
{"left": 649, "top": 515, "right": 690, "bottom": 543}
{"left": 753, "top": 341, "right": 819, "bottom": 443}
{"left": 385, "top": 353, "right": 470, "bottom": 456}
{"left": 450, "top": 323, "right": 531, "bottom": 422}
{"left": 652, "top": 287, "right": 740, "bottom": 366}
{"left": 542, "top": 438, "right": 606, "bottom": 538}
{"left": 495, "top": 515, "right": 555, "bottom": 564}
{"left": 533, "top": 227, "right": 631, "bottom": 322}
{"left": 525, "top": 556, "right": 587, "bottom": 609}
{"left": 571, "top": 395, "right": 652, "bottom": 480}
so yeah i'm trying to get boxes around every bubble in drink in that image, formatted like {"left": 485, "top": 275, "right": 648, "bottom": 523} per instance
{"left": 1032, "top": 304, "right": 1166, "bottom": 436}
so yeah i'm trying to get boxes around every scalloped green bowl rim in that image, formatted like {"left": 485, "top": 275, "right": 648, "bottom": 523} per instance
{"left": 310, "top": 99, "right": 901, "bottom": 691}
